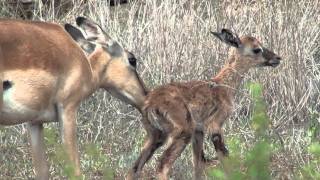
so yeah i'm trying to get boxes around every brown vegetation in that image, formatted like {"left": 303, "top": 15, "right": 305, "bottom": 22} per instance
{"left": 0, "top": 0, "right": 319, "bottom": 179}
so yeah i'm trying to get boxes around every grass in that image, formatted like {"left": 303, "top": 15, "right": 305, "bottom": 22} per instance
{"left": 0, "top": 0, "right": 320, "bottom": 179}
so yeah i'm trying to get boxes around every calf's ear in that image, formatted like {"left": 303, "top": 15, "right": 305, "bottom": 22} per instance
{"left": 211, "top": 29, "right": 241, "bottom": 48}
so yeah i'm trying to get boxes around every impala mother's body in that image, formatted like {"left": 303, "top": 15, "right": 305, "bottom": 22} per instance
{"left": 0, "top": 17, "right": 147, "bottom": 179}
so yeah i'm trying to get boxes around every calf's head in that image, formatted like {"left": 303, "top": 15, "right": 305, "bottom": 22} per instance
{"left": 211, "top": 29, "right": 281, "bottom": 68}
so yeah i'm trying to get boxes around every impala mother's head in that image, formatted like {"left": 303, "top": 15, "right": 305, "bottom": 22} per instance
{"left": 65, "top": 17, "right": 147, "bottom": 110}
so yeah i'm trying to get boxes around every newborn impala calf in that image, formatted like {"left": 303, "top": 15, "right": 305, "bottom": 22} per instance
{"left": 127, "top": 29, "right": 281, "bottom": 180}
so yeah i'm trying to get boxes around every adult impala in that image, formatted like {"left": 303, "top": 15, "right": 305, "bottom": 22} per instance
{"left": 0, "top": 17, "right": 147, "bottom": 179}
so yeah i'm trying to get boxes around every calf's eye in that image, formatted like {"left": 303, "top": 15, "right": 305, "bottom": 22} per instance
{"left": 253, "top": 48, "right": 262, "bottom": 54}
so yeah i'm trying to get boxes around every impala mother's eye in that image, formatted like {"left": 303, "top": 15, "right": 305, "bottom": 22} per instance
{"left": 128, "top": 57, "right": 137, "bottom": 67}
{"left": 253, "top": 48, "right": 262, "bottom": 54}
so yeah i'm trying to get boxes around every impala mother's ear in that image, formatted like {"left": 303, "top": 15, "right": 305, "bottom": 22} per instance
{"left": 64, "top": 23, "right": 96, "bottom": 54}
{"left": 64, "top": 23, "right": 85, "bottom": 42}
{"left": 75, "top": 16, "right": 124, "bottom": 57}
{"left": 104, "top": 41, "right": 123, "bottom": 57}
{"left": 211, "top": 29, "right": 242, "bottom": 48}
{"left": 76, "top": 16, "right": 110, "bottom": 43}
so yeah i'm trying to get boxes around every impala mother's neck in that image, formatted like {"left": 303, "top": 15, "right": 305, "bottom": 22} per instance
{"left": 87, "top": 49, "right": 109, "bottom": 90}
{"left": 88, "top": 52, "right": 105, "bottom": 90}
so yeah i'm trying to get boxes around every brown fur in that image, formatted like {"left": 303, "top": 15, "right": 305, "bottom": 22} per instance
{"left": 127, "top": 30, "right": 281, "bottom": 180}
{"left": 0, "top": 18, "right": 147, "bottom": 179}
{"left": 0, "top": 46, "right": 3, "bottom": 110}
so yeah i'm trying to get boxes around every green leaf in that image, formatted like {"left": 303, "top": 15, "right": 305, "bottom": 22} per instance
{"left": 309, "top": 142, "right": 320, "bottom": 157}
{"left": 208, "top": 169, "right": 225, "bottom": 179}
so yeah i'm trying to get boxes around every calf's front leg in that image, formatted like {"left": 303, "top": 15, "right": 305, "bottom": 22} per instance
{"left": 211, "top": 132, "right": 229, "bottom": 158}
{"left": 207, "top": 110, "right": 229, "bottom": 161}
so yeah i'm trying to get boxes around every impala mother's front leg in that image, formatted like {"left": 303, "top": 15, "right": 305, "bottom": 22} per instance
{"left": 28, "top": 123, "right": 49, "bottom": 180}
{"left": 59, "top": 104, "right": 81, "bottom": 177}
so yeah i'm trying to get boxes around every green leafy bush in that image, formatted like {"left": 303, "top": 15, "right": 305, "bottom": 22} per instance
{"left": 208, "top": 83, "right": 272, "bottom": 180}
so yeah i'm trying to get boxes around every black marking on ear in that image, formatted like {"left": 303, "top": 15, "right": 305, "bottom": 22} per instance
{"left": 86, "top": 37, "right": 98, "bottom": 42}
{"left": 64, "top": 23, "right": 85, "bottom": 42}
{"left": 211, "top": 29, "right": 241, "bottom": 48}
{"left": 75, "top": 16, "right": 108, "bottom": 43}
{"left": 76, "top": 16, "right": 100, "bottom": 35}
{"left": 211, "top": 31, "right": 223, "bottom": 41}
{"left": 76, "top": 16, "right": 86, "bottom": 26}
{"left": 81, "top": 42, "right": 96, "bottom": 54}
{"left": 3, "top": 80, "right": 12, "bottom": 91}
{"left": 65, "top": 23, "right": 96, "bottom": 54}
{"left": 103, "top": 42, "right": 123, "bottom": 57}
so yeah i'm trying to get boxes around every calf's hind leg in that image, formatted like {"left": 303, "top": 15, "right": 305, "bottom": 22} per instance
{"left": 157, "top": 129, "right": 192, "bottom": 180}
{"left": 127, "top": 125, "right": 166, "bottom": 180}
{"left": 192, "top": 130, "right": 218, "bottom": 180}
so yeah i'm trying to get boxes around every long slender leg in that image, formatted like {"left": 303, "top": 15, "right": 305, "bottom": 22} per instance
{"left": 0, "top": 48, "right": 3, "bottom": 110}
{"left": 210, "top": 131, "right": 229, "bottom": 160}
{"left": 127, "top": 128, "right": 165, "bottom": 180}
{"left": 157, "top": 130, "right": 191, "bottom": 180}
{"left": 59, "top": 106, "right": 81, "bottom": 177}
{"left": 207, "top": 111, "right": 229, "bottom": 161}
{"left": 192, "top": 130, "right": 207, "bottom": 180}
{"left": 28, "top": 123, "right": 49, "bottom": 180}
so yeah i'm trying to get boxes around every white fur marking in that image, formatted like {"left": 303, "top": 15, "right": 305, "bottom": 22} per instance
{"left": 121, "top": 90, "right": 136, "bottom": 104}
{"left": 164, "top": 136, "right": 174, "bottom": 150}
{"left": 3, "top": 87, "right": 35, "bottom": 116}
